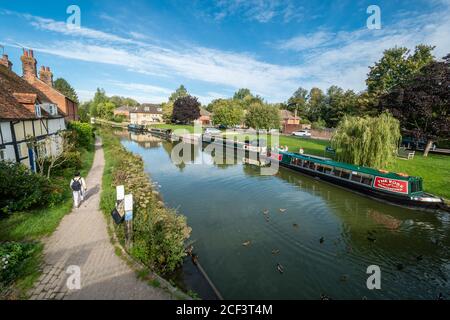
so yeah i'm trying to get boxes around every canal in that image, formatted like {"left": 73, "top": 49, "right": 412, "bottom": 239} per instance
{"left": 120, "top": 132, "right": 450, "bottom": 300}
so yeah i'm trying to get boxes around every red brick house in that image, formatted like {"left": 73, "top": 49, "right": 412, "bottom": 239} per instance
{"left": 20, "top": 49, "right": 78, "bottom": 121}
{"left": 195, "top": 107, "right": 212, "bottom": 126}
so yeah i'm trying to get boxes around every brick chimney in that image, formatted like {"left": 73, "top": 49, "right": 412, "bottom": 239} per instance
{"left": 39, "top": 66, "right": 53, "bottom": 87}
{"left": 0, "top": 54, "right": 13, "bottom": 70}
{"left": 21, "top": 49, "right": 37, "bottom": 80}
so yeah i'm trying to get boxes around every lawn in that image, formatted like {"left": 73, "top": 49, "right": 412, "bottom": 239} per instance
{"left": 147, "top": 124, "right": 195, "bottom": 133}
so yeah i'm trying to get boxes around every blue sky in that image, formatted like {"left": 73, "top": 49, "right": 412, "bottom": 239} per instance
{"left": 1, "top": 0, "right": 449, "bottom": 104}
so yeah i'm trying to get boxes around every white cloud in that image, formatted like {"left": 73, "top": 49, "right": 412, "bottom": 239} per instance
{"left": 210, "top": 0, "right": 304, "bottom": 23}
{"left": 277, "top": 31, "right": 334, "bottom": 51}
{"left": 3, "top": 2, "right": 450, "bottom": 104}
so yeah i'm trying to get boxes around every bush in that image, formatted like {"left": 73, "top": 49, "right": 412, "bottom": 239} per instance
{"left": 0, "top": 162, "right": 51, "bottom": 213}
{"left": 0, "top": 242, "right": 38, "bottom": 292}
{"left": 100, "top": 129, "right": 191, "bottom": 274}
{"left": 311, "top": 119, "right": 326, "bottom": 130}
{"left": 68, "top": 122, "right": 94, "bottom": 149}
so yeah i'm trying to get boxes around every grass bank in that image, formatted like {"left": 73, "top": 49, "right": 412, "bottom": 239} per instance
{"left": 147, "top": 124, "right": 195, "bottom": 133}
{"left": 98, "top": 127, "right": 191, "bottom": 275}
{"left": 0, "top": 146, "right": 95, "bottom": 299}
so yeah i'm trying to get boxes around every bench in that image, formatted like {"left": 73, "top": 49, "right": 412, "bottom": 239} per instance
{"left": 397, "top": 147, "right": 415, "bottom": 160}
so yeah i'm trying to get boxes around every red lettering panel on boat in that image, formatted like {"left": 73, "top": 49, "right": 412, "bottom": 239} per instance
{"left": 374, "top": 177, "right": 409, "bottom": 194}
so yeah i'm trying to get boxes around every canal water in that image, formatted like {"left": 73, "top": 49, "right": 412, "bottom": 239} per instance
{"left": 120, "top": 132, "right": 450, "bottom": 300}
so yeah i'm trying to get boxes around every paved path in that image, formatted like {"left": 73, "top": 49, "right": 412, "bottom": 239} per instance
{"left": 29, "top": 139, "right": 171, "bottom": 300}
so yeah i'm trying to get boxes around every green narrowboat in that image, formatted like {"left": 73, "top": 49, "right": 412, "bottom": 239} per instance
{"left": 274, "top": 151, "right": 444, "bottom": 210}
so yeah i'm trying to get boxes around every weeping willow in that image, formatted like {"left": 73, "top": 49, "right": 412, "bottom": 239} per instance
{"left": 331, "top": 112, "right": 401, "bottom": 169}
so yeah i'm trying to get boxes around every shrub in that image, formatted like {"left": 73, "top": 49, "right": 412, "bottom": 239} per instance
{"left": 100, "top": 129, "right": 191, "bottom": 274}
{"left": 0, "top": 242, "right": 38, "bottom": 291}
{"left": 68, "top": 122, "right": 94, "bottom": 149}
{"left": 0, "top": 162, "right": 51, "bottom": 213}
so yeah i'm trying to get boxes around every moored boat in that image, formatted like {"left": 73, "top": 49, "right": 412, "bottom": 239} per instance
{"left": 127, "top": 124, "right": 146, "bottom": 133}
{"left": 270, "top": 151, "right": 444, "bottom": 210}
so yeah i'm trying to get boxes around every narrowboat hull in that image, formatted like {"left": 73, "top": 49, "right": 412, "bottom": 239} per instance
{"left": 277, "top": 160, "right": 444, "bottom": 211}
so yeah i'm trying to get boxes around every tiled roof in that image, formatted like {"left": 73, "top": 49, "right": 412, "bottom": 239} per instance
{"left": 0, "top": 65, "right": 64, "bottom": 120}
{"left": 280, "top": 109, "right": 299, "bottom": 119}
{"left": 199, "top": 107, "right": 211, "bottom": 117}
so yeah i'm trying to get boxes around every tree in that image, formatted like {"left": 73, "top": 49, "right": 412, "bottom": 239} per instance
{"left": 97, "top": 101, "right": 116, "bottom": 120}
{"left": 30, "top": 131, "right": 77, "bottom": 178}
{"left": 161, "top": 101, "right": 174, "bottom": 123}
{"left": 232, "top": 88, "right": 263, "bottom": 109}
{"left": 307, "top": 87, "right": 326, "bottom": 122}
{"left": 379, "top": 54, "right": 450, "bottom": 156}
{"left": 244, "top": 102, "right": 280, "bottom": 130}
{"left": 211, "top": 100, "right": 244, "bottom": 128}
{"left": 169, "top": 85, "right": 189, "bottom": 102}
{"left": 233, "top": 88, "right": 252, "bottom": 100}
{"left": 89, "top": 88, "right": 108, "bottom": 117}
{"left": 78, "top": 102, "right": 90, "bottom": 123}
{"left": 331, "top": 112, "right": 401, "bottom": 168}
{"left": 109, "top": 96, "right": 139, "bottom": 107}
{"left": 54, "top": 78, "right": 79, "bottom": 105}
{"left": 322, "top": 86, "right": 358, "bottom": 128}
{"left": 367, "top": 45, "right": 435, "bottom": 96}
{"left": 172, "top": 95, "right": 201, "bottom": 124}
{"left": 287, "top": 87, "right": 308, "bottom": 116}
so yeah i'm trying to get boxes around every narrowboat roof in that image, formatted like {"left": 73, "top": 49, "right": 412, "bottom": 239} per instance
{"left": 281, "top": 152, "right": 420, "bottom": 182}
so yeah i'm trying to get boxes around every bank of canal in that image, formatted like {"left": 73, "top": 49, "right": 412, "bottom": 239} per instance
{"left": 120, "top": 132, "right": 450, "bottom": 300}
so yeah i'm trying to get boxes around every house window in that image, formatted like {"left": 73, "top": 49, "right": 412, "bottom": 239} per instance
{"left": 0, "top": 149, "right": 5, "bottom": 161}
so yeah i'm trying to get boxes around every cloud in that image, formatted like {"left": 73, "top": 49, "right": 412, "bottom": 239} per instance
{"left": 3, "top": 2, "right": 450, "bottom": 104}
{"left": 208, "top": 0, "right": 304, "bottom": 23}
{"left": 276, "top": 31, "right": 334, "bottom": 51}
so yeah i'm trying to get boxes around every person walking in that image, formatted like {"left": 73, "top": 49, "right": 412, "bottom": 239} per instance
{"left": 70, "top": 172, "right": 87, "bottom": 208}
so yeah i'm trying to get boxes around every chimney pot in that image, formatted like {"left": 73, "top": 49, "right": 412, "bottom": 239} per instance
{"left": 21, "top": 49, "right": 37, "bottom": 80}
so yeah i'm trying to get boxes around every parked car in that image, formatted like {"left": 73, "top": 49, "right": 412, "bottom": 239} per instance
{"left": 204, "top": 127, "right": 221, "bottom": 135}
{"left": 292, "top": 130, "right": 311, "bottom": 137}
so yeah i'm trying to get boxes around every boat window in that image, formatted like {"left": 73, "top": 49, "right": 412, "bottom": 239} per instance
{"left": 324, "top": 166, "right": 333, "bottom": 174}
{"left": 316, "top": 165, "right": 325, "bottom": 173}
{"left": 361, "top": 175, "right": 374, "bottom": 186}
{"left": 410, "top": 180, "right": 422, "bottom": 193}
{"left": 291, "top": 158, "right": 302, "bottom": 166}
{"left": 334, "top": 168, "right": 343, "bottom": 177}
{"left": 351, "top": 173, "right": 362, "bottom": 183}
{"left": 303, "top": 161, "right": 310, "bottom": 168}
{"left": 309, "top": 162, "right": 316, "bottom": 170}
{"left": 341, "top": 170, "right": 351, "bottom": 180}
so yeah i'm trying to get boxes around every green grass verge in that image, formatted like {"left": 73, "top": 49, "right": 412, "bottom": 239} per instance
{"left": 0, "top": 145, "right": 95, "bottom": 299}
{"left": 147, "top": 124, "right": 195, "bottom": 133}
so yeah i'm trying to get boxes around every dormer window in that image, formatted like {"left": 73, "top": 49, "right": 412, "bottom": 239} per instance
{"left": 35, "top": 104, "right": 42, "bottom": 118}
